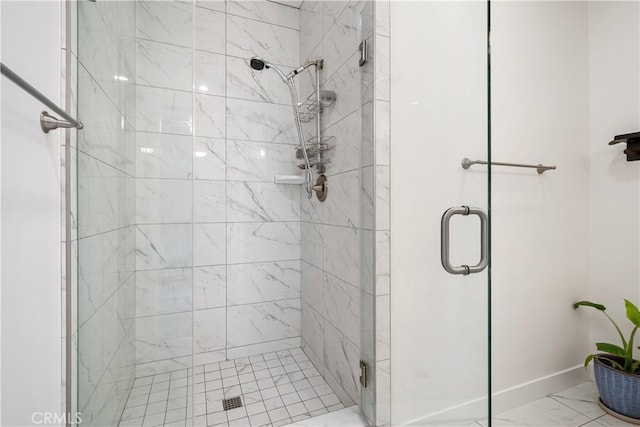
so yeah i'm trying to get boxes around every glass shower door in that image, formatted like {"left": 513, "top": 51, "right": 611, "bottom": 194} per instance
{"left": 76, "top": 1, "right": 195, "bottom": 425}
{"left": 389, "top": 1, "right": 491, "bottom": 425}
{"left": 76, "top": 1, "right": 141, "bottom": 424}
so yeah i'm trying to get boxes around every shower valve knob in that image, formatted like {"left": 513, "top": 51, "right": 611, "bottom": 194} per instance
{"left": 312, "top": 175, "right": 328, "bottom": 202}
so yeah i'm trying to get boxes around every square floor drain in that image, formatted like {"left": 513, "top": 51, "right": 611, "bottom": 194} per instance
{"left": 222, "top": 396, "right": 243, "bottom": 411}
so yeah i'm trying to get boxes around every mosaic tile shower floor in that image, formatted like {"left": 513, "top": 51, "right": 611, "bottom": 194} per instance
{"left": 118, "top": 348, "right": 346, "bottom": 427}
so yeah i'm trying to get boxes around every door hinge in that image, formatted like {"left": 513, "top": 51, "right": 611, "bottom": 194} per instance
{"left": 359, "top": 361, "right": 368, "bottom": 388}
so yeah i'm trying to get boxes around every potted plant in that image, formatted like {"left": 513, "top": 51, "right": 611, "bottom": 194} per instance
{"left": 573, "top": 299, "right": 640, "bottom": 421}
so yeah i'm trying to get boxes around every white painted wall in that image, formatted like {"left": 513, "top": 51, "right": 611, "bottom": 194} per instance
{"left": 390, "top": 1, "right": 639, "bottom": 425}
{"left": 586, "top": 1, "right": 640, "bottom": 350}
{"left": 1, "top": 1, "right": 63, "bottom": 425}
{"left": 489, "top": 0, "right": 591, "bottom": 408}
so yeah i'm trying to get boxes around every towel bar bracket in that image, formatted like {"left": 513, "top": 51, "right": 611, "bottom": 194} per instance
{"left": 1, "top": 62, "right": 83, "bottom": 133}
{"left": 40, "top": 111, "right": 83, "bottom": 133}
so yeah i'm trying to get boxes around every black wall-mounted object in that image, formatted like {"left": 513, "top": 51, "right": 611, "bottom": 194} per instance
{"left": 609, "top": 132, "right": 640, "bottom": 161}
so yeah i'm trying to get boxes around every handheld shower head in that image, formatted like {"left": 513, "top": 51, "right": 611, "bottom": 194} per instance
{"left": 250, "top": 57, "right": 266, "bottom": 71}
{"left": 249, "top": 57, "right": 321, "bottom": 81}
{"left": 249, "top": 56, "right": 288, "bottom": 83}
{"left": 246, "top": 55, "right": 322, "bottom": 198}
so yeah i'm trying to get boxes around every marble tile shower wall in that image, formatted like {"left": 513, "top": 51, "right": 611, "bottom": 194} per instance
{"left": 298, "top": 0, "right": 369, "bottom": 408}
{"left": 75, "top": 1, "right": 137, "bottom": 425}
{"left": 133, "top": 0, "right": 195, "bottom": 379}
{"left": 133, "top": 0, "right": 305, "bottom": 378}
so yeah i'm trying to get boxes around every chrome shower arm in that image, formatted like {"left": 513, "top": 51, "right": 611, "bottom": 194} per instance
{"left": 286, "top": 59, "right": 323, "bottom": 79}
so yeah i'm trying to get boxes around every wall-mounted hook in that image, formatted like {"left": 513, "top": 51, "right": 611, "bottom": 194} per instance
{"left": 609, "top": 132, "right": 640, "bottom": 161}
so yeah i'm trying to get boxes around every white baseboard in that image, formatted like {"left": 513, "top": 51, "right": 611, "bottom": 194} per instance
{"left": 404, "top": 365, "right": 588, "bottom": 426}
{"left": 492, "top": 365, "right": 588, "bottom": 414}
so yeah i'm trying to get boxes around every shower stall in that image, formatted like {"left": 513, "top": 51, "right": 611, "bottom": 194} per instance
{"left": 66, "top": 0, "right": 640, "bottom": 426}
{"left": 73, "top": 1, "right": 375, "bottom": 426}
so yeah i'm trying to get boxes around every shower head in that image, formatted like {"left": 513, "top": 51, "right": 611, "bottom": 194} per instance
{"left": 249, "top": 56, "right": 288, "bottom": 83}
{"left": 249, "top": 56, "right": 322, "bottom": 82}
{"left": 250, "top": 57, "right": 266, "bottom": 71}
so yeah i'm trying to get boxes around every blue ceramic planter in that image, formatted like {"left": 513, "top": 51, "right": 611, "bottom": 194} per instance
{"left": 594, "top": 354, "right": 640, "bottom": 420}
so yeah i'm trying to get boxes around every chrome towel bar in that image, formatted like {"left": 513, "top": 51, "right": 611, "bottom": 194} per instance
{"left": 461, "top": 157, "right": 556, "bottom": 174}
{"left": 1, "top": 62, "right": 83, "bottom": 133}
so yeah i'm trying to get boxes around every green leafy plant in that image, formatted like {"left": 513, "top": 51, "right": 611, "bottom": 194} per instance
{"left": 573, "top": 299, "right": 640, "bottom": 374}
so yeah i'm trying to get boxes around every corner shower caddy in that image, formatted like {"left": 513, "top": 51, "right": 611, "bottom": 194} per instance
{"left": 274, "top": 61, "right": 336, "bottom": 204}
{"left": 296, "top": 88, "right": 337, "bottom": 174}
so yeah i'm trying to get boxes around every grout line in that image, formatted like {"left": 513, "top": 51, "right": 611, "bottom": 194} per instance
{"left": 76, "top": 265, "right": 135, "bottom": 330}
{"left": 223, "top": 9, "right": 300, "bottom": 33}
{"left": 136, "top": 258, "right": 301, "bottom": 273}
{"left": 300, "top": 258, "right": 360, "bottom": 292}
{"left": 140, "top": 372, "right": 152, "bottom": 423}
{"left": 77, "top": 148, "right": 136, "bottom": 179}
{"left": 548, "top": 395, "right": 597, "bottom": 420}
{"left": 321, "top": 107, "right": 360, "bottom": 135}
{"left": 590, "top": 414, "right": 607, "bottom": 424}
{"left": 82, "top": 320, "right": 136, "bottom": 419}
{"left": 133, "top": 129, "right": 195, "bottom": 138}
{"left": 136, "top": 80, "right": 297, "bottom": 109}
{"left": 135, "top": 220, "right": 302, "bottom": 226}
{"left": 321, "top": 105, "right": 360, "bottom": 132}
{"left": 266, "top": 349, "right": 295, "bottom": 424}
{"left": 300, "top": 301, "right": 360, "bottom": 353}
{"left": 75, "top": 60, "right": 137, "bottom": 131}
{"left": 134, "top": 129, "right": 302, "bottom": 149}
{"left": 190, "top": 0, "right": 197, "bottom": 423}
{"left": 132, "top": 297, "right": 301, "bottom": 320}
{"left": 63, "top": 1, "right": 74, "bottom": 423}
{"left": 224, "top": 0, "right": 230, "bottom": 366}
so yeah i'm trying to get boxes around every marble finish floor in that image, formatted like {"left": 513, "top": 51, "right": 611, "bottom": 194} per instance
{"left": 279, "top": 381, "right": 636, "bottom": 427}
{"left": 283, "top": 381, "right": 636, "bottom": 427}
{"left": 118, "top": 348, "right": 346, "bottom": 427}
{"left": 481, "top": 382, "right": 636, "bottom": 427}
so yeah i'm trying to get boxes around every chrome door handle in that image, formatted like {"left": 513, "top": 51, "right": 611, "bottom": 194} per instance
{"left": 441, "top": 206, "right": 488, "bottom": 275}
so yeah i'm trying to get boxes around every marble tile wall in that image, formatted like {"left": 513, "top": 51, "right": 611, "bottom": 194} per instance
{"left": 75, "top": 0, "right": 138, "bottom": 425}
{"left": 133, "top": 0, "right": 195, "bottom": 378}
{"left": 298, "top": 0, "right": 373, "bottom": 410}
{"left": 133, "top": 0, "right": 304, "bottom": 378}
